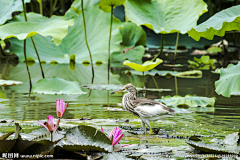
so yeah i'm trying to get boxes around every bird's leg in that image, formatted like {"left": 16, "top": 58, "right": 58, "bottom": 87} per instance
{"left": 141, "top": 120, "right": 146, "bottom": 134}
{"left": 144, "top": 119, "right": 154, "bottom": 134}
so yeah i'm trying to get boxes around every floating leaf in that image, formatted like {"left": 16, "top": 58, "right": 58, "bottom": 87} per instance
{"left": 188, "top": 5, "right": 240, "bottom": 41}
{"left": 32, "top": 76, "right": 87, "bottom": 95}
{"left": 125, "top": 0, "right": 207, "bottom": 34}
{"left": 57, "top": 125, "right": 113, "bottom": 153}
{"left": 159, "top": 95, "right": 215, "bottom": 107}
{"left": 123, "top": 58, "right": 163, "bottom": 72}
{"left": 194, "top": 56, "right": 216, "bottom": 65}
{"left": 186, "top": 133, "right": 239, "bottom": 154}
{"left": 0, "top": 0, "right": 30, "bottom": 25}
{"left": 124, "top": 69, "right": 202, "bottom": 78}
{"left": 215, "top": 62, "right": 240, "bottom": 97}
{"left": 0, "top": 79, "right": 23, "bottom": 86}
{"left": 0, "top": 132, "right": 14, "bottom": 140}
{"left": 207, "top": 46, "right": 222, "bottom": 54}
{"left": 0, "top": 12, "right": 74, "bottom": 46}
{"left": 9, "top": 5, "right": 122, "bottom": 63}
{"left": 99, "top": 0, "right": 126, "bottom": 12}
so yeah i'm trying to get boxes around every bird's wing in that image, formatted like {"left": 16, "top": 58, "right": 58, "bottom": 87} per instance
{"left": 132, "top": 98, "right": 175, "bottom": 113}
{"left": 134, "top": 104, "right": 172, "bottom": 117}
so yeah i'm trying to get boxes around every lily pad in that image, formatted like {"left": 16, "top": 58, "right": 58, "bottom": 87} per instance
{"left": 124, "top": 69, "right": 202, "bottom": 78}
{"left": 9, "top": 5, "right": 122, "bottom": 63}
{"left": 0, "top": 0, "right": 30, "bottom": 25}
{"left": 125, "top": 0, "right": 207, "bottom": 34}
{"left": 188, "top": 5, "right": 240, "bottom": 41}
{"left": 123, "top": 58, "right": 163, "bottom": 72}
{"left": 99, "top": 0, "right": 126, "bottom": 12}
{"left": 32, "top": 76, "right": 87, "bottom": 95}
{"left": 57, "top": 125, "right": 113, "bottom": 153}
{"left": 0, "top": 12, "right": 74, "bottom": 46}
{"left": 159, "top": 95, "right": 216, "bottom": 107}
{"left": 215, "top": 62, "right": 240, "bottom": 97}
{"left": 186, "top": 133, "right": 239, "bottom": 154}
{"left": 0, "top": 79, "right": 23, "bottom": 86}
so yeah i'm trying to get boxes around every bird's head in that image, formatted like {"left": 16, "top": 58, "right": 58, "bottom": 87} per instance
{"left": 111, "top": 83, "right": 137, "bottom": 95}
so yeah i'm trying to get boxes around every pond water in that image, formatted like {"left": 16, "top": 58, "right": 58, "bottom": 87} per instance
{"left": 0, "top": 55, "right": 240, "bottom": 159}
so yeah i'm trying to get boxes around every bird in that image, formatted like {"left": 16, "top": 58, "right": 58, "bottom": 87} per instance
{"left": 111, "top": 83, "right": 175, "bottom": 134}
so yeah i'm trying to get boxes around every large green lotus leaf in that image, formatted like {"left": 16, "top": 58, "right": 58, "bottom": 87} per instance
{"left": 32, "top": 76, "right": 87, "bottom": 95}
{"left": 120, "top": 22, "right": 146, "bottom": 47}
{"left": 159, "top": 95, "right": 215, "bottom": 107}
{"left": 0, "top": 12, "right": 74, "bottom": 46}
{"left": 123, "top": 58, "right": 163, "bottom": 72}
{"left": 57, "top": 125, "right": 113, "bottom": 152}
{"left": 7, "top": 63, "right": 120, "bottom": 94}
{"left": 0, "top": 79, "right": 23, "bottom": 86}
{"left": 215, "top": 62, "right": 240, "bottom": 97}
{"left": 9, "top": 5, "right": 122, "bottom": 63}
{"left": 65, "top": 0, "right": 100, "bottom": 19}
{"left": 125, "top": 0, "right": 207, "bottom": 34}
{"left": 99, "top": 0, "right": 126, "bottom": 12}
{"left": 0, "top": 0, "right": 30, "bottom": 25}
{"left": 188, "top": 5, "right": 240, "bottom": 41}
{"left": 111, "top": 45, "right": 145, "bottom": 62}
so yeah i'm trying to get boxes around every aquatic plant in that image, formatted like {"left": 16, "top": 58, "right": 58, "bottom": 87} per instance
{"left": 38, "top": 115, "right": 58, "bottom": 141}
{"left": 56, "top": 99, "right": 69, "bottom": 118}
{"left": 101, "top": 126, "right": 124, "bottom": 146}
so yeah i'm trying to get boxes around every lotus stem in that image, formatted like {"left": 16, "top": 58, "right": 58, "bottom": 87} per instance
{"left": 50, "top": 131, "right": 53, "bottom": 141}
{"left": 39, "top": 0, "right": 43, "bottom": 15}
{"left": 207, "top": 0, "right": 213, "bottom": 16}
{"left": 81, "top": 0, "right": 94, "bottom": 79}
{"left": 152, "top": 34, "right": 164, "bottom": 61}
{"left": 23, "top": 39, "right": 32, "bottom": 97}
{"left": 108, "top": 5, "right": 114, "bottom": 84}
{"left": 174, "top": 32, "right": 179, "bottom": 60}
{"left": 50, "top": 0, "right": 58, "bottom": 17}
{"left": 22, "top": 0, "right": 45, "bottom": 79}
{"left": 60, "top": 0, "right": 65, "bottom": 15}
{"left": 30, "top": 37, "right": 45, "bottom": 78}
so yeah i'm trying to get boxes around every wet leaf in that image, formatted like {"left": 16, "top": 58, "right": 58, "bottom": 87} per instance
{"left": 0, "top": 79, "right": 23, "bottom": 86}
{"left": 188, "top": 5, "right": 240, "bottom": 41}
{"left": 99, "top": 0, "right": 126, "bottom": 12}
{"left": 0, "top": 0, "right": 30, "bottom": 25}
{"left": 57, "top": 125, "right": 113, "bottom": 153}
{"left": 123, "top": 58, "right": 163, "bottom": 72}
{"left": 9, "top": 5, "right": 122, "bottom": 63}
{"left": 0, "top": 132, "right": 14, "bottom": 140}
{"left": 186, "top": 133, "right": 239, "bottom": 154}
{"left": 207, "top": 46, "right": 222, "bottom": 54}
{"left": 193, "top": 56, "right": 216, "bottom": 65}
{"left": 125, "top": 0, "right": 207, "bottom": 34}
{"left": 32, "top": 76, "right": 87, "bottom": 95}
{"left": 0, "top": 12, "right": 74, "bottom": 46}
{"left": 215, "top": 62, "right": 240, "bottom": 97}
{"left": 159, "top": 95, "right": 215, "bottom": 107}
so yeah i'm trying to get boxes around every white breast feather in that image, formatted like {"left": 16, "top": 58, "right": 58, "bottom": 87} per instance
{"left": 134, "top": 104, "right": 170, "bottom": 117}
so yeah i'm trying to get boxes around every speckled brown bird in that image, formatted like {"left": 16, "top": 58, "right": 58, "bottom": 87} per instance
{"left": 111, "top": 83, "right": 175, "bottom": 134}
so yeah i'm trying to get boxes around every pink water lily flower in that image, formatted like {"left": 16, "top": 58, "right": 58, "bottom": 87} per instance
{"left": 101, "top": 126, "right": 124, "bottom": 146}
{"left": 56, "top": 99, "right": 69, "bottom": 118}
{"left": 38, "top": 115, "right": 58, "bottom": 132}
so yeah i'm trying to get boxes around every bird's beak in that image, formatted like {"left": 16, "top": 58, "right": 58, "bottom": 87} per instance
{"left": 111, "top": 89, "right": 124, "bottom": 95}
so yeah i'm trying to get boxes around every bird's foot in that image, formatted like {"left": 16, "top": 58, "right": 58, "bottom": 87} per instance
{"left": 149, "top": 128, "right": 154, "bottom": 134}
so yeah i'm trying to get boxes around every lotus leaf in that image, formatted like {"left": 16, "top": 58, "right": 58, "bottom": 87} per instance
{"left": 9, "top": 5, "right": 122, "bottom": 63}
{"left": 215, "top": 62, "right": 240, "bottom": 97}
{"left": 99, "top": 0, "right": 126, "bottom": 12}
{"left": 159, "top": 95, "right": 215, "bottom": 107}
{"left": 0, "top": 79, "right": 23, "bottom": 86}
{"left": 123, "top": 58, "right": 163, "bottom": 72}
{"left": 0, "top": 0, "right": 30, "bottom": 25}
{"left": 207, "top": 46, "right": 222, "bottom": 54}
{"left": 188, "top": 5, "right": 240, "bottom": 41}
{"left": 124, "top": 69, "right": 202, "bottom": 78}
{"left": 125, "top": 0, "right": 207, "bottom": 34}
{"left": 57, "top": 125, "right": 113, "bottom": 152}
{"left": 32, "top": 76, "right": 87, "bottom": 95}
{"left": 0, "top": 12, "right": 74, "bottom": 46}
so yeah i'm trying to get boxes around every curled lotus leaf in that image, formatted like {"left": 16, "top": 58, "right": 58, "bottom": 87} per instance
{"left": 215, "top": 62, "right": 240, "bottom": 97}
{"left": 188, "top": 5, "right": 240, "bottom": 41}
{"left": 123, "top": 58, "right": 163, "bottom": 72}
{"left": 99, "top": 0, "right": 126, "bottom": 12}
{"left": 125, "top": 0, "right": 207, "bottom": 34}
{"left": 0, "top": 12, "right": 74, "bottom": 46}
